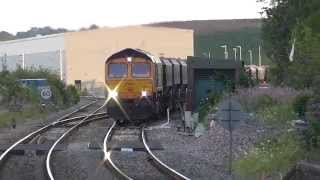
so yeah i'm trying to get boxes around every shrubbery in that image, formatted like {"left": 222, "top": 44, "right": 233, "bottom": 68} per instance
{"left": 0, "top": 70, "right": 39, "bottom": 108}
{"left": 233, "top": 86, "right": 315, "bottom": 178}
{"left": 198, "top": 92, "right": 222, "bottom": 127}
{"left": 66, "top": 85, "right": 80, "bottom": 105}
{"left": 239, "top": 68, "right": 257, "bottom": 88}
{"left": 256, "top": 104, "right": 298, "bottom": 127}
{"left": 234, "top": 132, "right": 303, "bottom": 179}
{"left": 235, "top": 86, "right": 301, "bottom": 113}
{"left": 292, "top": 94, "right": 312, "bottom": 117}
{"left": 0, "top": 67, "right": 79, "bottom": 110}
{"left": 0, "top": 67, "right": 80, "bottom": 127}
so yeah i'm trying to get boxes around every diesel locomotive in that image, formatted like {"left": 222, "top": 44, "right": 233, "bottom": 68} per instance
{"left": 105, "top": 48, "right": 187, "bottom": 123}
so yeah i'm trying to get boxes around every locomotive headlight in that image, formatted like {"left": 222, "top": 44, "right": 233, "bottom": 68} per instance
{"left": 109, "top": 90, "right": 118, "bottom": 99}
{"left": 141, "top": 90, "right": 147, "bottom": 97}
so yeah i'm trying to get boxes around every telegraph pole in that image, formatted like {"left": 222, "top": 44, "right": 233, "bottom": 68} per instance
{"left": 233, "top": 48, "right": 237, "bottom": 60}
{"left": 59, "top": 49, "right": 63, "bottom": 81}
{"left": 248, "top": 50, "right": 253, "bottom": 65}
{"left": 236, "top": 46, "right": 242, "bottom": 61}
{"left": 220, "top": 45, "right": 228, "bottom": 59}
{"left": 21, "top": 53, "right": 25, "bottom": 70}
{"left": 258, "top": 46, "right": 262, "bottom": 66}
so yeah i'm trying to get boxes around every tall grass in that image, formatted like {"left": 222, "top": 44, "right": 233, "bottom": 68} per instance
{"left": 235, "top": 86, "right": 305, "bottom": 113}
{"left": 234, "top": 132, "right": 304, "bottom": 179}
{"left": 0, "top": 67, "right": 80, "bottom": 127}
{"left": 0, "top": 106, "right": 48, "bottom": 127}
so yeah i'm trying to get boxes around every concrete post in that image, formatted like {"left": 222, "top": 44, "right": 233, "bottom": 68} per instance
{"left": 59, "top": 49, "right": 63, "bottom": 81}
{"left": 21, "top": 53, "right": 25, "bottom": 70}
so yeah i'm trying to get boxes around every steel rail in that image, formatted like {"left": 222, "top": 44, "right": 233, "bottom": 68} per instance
{"left": 46, "top": 104, "right": 108, "bottom": 180}
{"left": 55, "top": 112, "right": 107, "bottom": 125}
{"left": 141, "top": 126, "right": 191, "bottom": 180}
{"left": 0, "top": 100, "right": 97, "bottom": 163}
{"left": 103, "top": 121, "right": 133, "bottom": 180}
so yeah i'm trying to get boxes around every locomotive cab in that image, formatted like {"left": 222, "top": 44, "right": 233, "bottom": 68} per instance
{"left": 105, "top": 48, "right": 161, "bottom": 122}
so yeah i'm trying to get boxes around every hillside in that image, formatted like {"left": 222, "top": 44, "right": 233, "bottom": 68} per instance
{"left": 148, "top": 19, "right": 269, "bottom": 65}
{"left": 0, "top": 24, "right": 99, "bottom": 42}
{"left": 148, "top": 19, "right": 261, "bottom": 34}
{"left": 1, "top": 20, "right": 268, "bottom": 65}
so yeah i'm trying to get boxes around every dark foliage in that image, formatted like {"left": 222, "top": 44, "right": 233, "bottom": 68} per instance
{"left": 293, "top": 94, "right": 312, "bottom": 117}
{"left": 0, "top": 31, "right": 15, "bottom": 41}
{"left": 15, "top": 26, "right": 68, "bottom": 39}
{"left": 260, "top": 0, "right": 320, "bottom": 87}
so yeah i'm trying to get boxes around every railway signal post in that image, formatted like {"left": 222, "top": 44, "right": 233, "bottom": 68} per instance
{"left": 216, "top": 86, "right": 246, "bottom": 177}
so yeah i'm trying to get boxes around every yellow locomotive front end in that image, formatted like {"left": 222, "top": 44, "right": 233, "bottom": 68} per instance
{"left": 105, "top": 49, "right": 156, "bottom": 123}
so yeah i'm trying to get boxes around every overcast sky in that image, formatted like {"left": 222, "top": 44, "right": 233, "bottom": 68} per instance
{"left": 1, "top": 0, "right": 265, "bottom": 34}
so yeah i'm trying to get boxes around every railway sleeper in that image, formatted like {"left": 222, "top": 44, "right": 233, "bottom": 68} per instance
{"left": 0, "top": 143, "right": 66, "bottom": 155}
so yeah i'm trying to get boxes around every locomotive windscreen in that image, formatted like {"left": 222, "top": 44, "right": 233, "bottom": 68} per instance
{"left": 132, "top": 63, "right": 150, "bottom": 77}
{"left": 109, "top": 63, "right": 128, "bottom": 78}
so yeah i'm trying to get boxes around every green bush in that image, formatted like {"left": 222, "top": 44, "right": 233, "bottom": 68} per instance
{"left": 239, "top": 69, "right": 257, "bottom": 88}
{"left": 0, "top": 70, "right": 40, "bottom": 108}
{"left": 256, "top": 104, "right": 298, "bottom": 127}
{"left": 293, "top": 94, "right": 312, "bottom": 117}
{"left": 65, "top": 85, "right": 80, "bottom": 105}
{"left": 234, "top": 133, "right": 304, "bottom": 179}
{"left": 198, "top": 93, "right": 222, "bottom": 127}
{"left": 305, "top": 98, "right": 320, "bottom": 150}
{"left": 208, "top": 92, "right": 222, "bottom": 107}
{"left": 312, "top": 75, "right": 320, "bottom": 98}
{"left": 0, "top": 106, "right": 47, "bottom": 127}
{"left": 1, "top": 68, "right": 79, "bottom": 108}
{"left": 255, "top": 95, "right": 276, "bottom": 111}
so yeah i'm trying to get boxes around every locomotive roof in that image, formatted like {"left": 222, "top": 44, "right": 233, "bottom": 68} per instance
{"left": 106, "top": 48, "right": 162, "bottom": 63}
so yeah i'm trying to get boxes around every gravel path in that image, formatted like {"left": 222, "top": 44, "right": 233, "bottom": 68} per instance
{"left": 0, "top": 98, "right": 93, "bottom": 145}
{"left": 0, "top": 98, "right": 102, "bottom": 180}
{"left": 52, "top": 112, "right": 116, "bottom": 180}
{"left": 146, "top": 119, "right": 271, "bottom": 180}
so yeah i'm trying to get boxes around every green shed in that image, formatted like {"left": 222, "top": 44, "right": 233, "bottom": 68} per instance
{"left": 186, "top": 57, "right": 242, "bottom": 112}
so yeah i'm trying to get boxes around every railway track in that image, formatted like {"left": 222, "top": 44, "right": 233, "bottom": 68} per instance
{"left": 46, "top": 102, "right": 109, "bottom": 180}
{"left": 103, "top": 122, "right": 190, "bottom": 180}
{"left": 0, "top": 100, "right": 97, "bottom": 163}
{"left": 0, "top": 99, "right": 109, "bottom": 180}
{"left": 1, "top": 99, "right": 189, "bottom": 180}
{"left": 142, "top": 126, "right": 191, "bottom": 180}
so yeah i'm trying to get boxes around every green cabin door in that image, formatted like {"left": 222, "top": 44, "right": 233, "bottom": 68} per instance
{"left": 194, "top": 69, "right": 234, "bottom": 111}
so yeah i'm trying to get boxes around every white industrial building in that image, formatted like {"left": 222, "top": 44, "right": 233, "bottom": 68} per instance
{"left": 0, "top": 34, "right": 66, "bottom": 80}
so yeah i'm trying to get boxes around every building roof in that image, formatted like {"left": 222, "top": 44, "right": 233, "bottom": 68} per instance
{"left": 0, "top": 33, "right": 65, "bottom": 45}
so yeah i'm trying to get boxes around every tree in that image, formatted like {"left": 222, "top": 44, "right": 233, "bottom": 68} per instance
{"left": 259, "top": 0, "right": 320, "bottom": 86}
{"left": 0, "top": 31, "right": 15, "bottom": 41}
{"left": 15, "top": 26, "right": 68, "bottom": 39}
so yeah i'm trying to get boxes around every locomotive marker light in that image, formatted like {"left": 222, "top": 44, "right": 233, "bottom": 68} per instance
{"left": 104, "top": 79, "right": 130, "bottom": 120}
{"left": 141, "top": 90, "right": 147, "bottom": 97}
{"left": 109, "top": 89, "right": 118, "bottom": 99}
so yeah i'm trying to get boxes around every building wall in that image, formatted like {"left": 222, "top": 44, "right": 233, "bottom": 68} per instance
{"left": 65, "top": 26, "right": 194, "bottom": 96}
{"left": 0, "top": 34, "right": 66, "bottom": 79}
{"left": 0, "top": 26, "right": 194, "bottom": 97}
{"left": 0, "top": 34, "right": 65, "bottom": 56}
